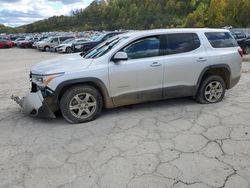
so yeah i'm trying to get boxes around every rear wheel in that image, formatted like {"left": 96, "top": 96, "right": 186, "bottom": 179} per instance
{"left": 44, "top": 46, "right": 50, "bottom": 51}
{"left": 66, "top": 47, "right": 73, "bottom": 53}
{"left": 196, "top": 75, "right": 226, "bottom": 104}
{"left": 60, "top": 85, "right": 103, "bottom": 124}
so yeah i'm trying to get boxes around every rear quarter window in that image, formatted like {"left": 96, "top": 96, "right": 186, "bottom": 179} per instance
{"left": 166, "top": 33, "right": 201, "bottom": 55}
{"left": 205, "top": 32, "right": 238, "bottom": 48}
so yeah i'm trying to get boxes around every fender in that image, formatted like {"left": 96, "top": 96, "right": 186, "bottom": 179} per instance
{"left": 53, "top": 77, "right": 114, "bottom": 108}
{"left": 195, "top": 64, "right": 231, "bottom": 94}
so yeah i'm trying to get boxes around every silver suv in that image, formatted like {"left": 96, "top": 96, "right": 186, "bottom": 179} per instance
{"left": 36, "top": 36, "right": 74, "bottom": 51}
{"left": 12, "top": 29, "right": 242, "bottom": 123}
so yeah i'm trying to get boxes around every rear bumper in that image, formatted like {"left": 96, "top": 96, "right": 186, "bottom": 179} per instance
{"left": 11, "top": 91, "right": 56, "bottom": 118}
{"left": 229, "top": 75, "right": 241, "bottom": 89}
{"left": 57, "top": 48, "right": 65, "bottom": 53}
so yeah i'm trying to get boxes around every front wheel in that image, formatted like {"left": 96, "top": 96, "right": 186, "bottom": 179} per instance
{"left": 66, "top": 47, "right": 73, "bottom": 53}
{"left": 44, "top": 46, "right": 50, "bottom": 51}
{"left": 196, "top": 75, "right": 226, "bottom": 104}
{"left": 60, "top": 85, "right": 103, "bottom": 124}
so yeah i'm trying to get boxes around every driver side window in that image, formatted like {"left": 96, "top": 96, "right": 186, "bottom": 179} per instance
{"left": 51, "top": 38, "right": 58, "bottom": 43}
{"left": 122, "top": 36, "right": 160, "bottom": 60}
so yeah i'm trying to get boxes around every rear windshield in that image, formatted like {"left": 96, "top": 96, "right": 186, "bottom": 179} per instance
{"left": 205, "top": 32, "right": 238, "bottom": 48}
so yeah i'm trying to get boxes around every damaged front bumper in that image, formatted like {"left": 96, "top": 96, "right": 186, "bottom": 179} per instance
{"left": 11, "top": 91, "right": 56, "bottom": 118}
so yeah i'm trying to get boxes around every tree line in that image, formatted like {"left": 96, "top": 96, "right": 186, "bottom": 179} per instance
{"left": 1, "top": 0, "right": 250, "bottom": 33}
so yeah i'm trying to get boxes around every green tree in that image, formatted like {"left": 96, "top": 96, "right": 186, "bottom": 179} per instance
{"left": 206, "top": 0, "right": 226, "bottom": 27}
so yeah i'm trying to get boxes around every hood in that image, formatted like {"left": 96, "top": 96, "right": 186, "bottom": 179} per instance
{"left": 31, "top": 54, "right": 93, "bottom": 75}
{"left": 35, "top": 41, "right": 43, "bottom": 46}
{"left": 21, "top": 40, "right": 32, "bottom": 43}
{"left": 57, "top": 43, "right": 71, "bottom": 48}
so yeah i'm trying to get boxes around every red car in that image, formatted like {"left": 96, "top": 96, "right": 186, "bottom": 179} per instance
{"left": 0, "top": 39, "right": 13, "bottom": 48}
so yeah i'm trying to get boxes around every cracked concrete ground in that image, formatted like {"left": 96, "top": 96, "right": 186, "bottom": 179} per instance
{"left": 0, "top": 48, "right": 250, "bottom": 188}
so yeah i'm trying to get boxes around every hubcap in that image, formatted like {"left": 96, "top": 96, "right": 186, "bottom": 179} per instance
{"left": 69, "top": 93, "right": 97, "bottom": 119}
{"left": 204, "top": 81, "right": 223, "bottom": 103}
{"left": 67, "top": 48, "right": 72, "bottom": 53}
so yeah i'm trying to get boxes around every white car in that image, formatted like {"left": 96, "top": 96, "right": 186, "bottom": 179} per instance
{"left": 12, "top": 29, "right": 242, "bottom": 123}
{"left": 56, "top": 38, "right": 90, "bottom": 53}
{"left": 37, "top": 36, "right": 75, "bottom": 51}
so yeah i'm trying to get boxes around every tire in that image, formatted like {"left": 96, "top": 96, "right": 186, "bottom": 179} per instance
{"left": 196, "top": 75, "right": 226, "bottom": 104}
{"left": 60, "top": 85, "right": 103, "bottom": 124}
{"left": 243, "top": 46, "right": 250, "bottom": 55}
{"left": 44, "top": 46, "right": 50, "bottom": 51}
{"left": 66, "top": 47, "right": 73, "bottom": 53}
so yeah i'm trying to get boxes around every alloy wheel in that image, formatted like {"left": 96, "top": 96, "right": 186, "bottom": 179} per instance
{"left": 204, "top": 81, "right": 223, "bottom": 103}
{"left": 69, "top": 93, "right": 97, "bottom": 119}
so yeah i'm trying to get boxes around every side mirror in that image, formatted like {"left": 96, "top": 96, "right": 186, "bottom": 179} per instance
{"left": 112, "top": 52, "right": 128, "bottom": 63}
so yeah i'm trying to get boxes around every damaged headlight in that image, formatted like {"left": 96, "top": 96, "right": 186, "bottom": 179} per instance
{"left": 31, "top": 73, "right": 64, "bottom": 88}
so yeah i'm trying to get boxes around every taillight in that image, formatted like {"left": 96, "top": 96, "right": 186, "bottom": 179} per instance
{"left": 238, "top": 48, "right": 244, "bottom": 58}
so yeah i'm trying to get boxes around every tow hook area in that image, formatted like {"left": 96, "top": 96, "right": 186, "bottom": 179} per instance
{"left": 11, "top": 95, "right": 23, "bottom": 107}
{"left": 11, "top": 91, "right": 56, "bottom": 118}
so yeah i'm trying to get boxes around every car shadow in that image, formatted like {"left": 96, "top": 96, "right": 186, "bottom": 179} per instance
{"left": 100, "top": 97, "right": 197, "bottom": 118}
{"left": 8, "top": 97, "right": 198, "bottom": 126}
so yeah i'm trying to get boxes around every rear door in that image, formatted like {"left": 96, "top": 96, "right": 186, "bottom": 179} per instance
{"left": 162, "top": 33, "right": 208, "bottom": 98}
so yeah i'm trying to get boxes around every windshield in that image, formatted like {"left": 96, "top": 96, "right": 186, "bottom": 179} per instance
{"left": 93, "top": 34, "right": 105, "bottom": 42}
{"left": 91, "top": 35, "right": 98, "bottom": 41}
{"left": 62, "top": 38, "right": 75, "bottom": 44}
{"left": 44, "top": 37, "right": 52, "bottom": 42}
{"left": 84, "top": 36, "right": 127, "bottom": 59}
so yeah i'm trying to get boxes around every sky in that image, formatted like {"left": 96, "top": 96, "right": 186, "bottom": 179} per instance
{"left": 0, "top": 0, "right": 93, "bottom": 27}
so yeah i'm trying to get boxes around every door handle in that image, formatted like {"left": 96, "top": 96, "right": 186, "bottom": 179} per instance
{"left": 150, "top": 62, "right": 162, "bottom": 67}
{"left": 197, "top": 57, "right": 208, "bottom": 62}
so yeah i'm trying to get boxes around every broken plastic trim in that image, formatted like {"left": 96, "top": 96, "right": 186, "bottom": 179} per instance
{"left": 11, "top": 91, "right": 56, "bottom": 118}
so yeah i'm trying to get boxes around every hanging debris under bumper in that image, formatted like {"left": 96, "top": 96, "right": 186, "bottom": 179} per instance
{"left": 11, "top": 91, "right": 56, "bottom": 118}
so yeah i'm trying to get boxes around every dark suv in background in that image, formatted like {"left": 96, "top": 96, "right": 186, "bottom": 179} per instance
{"left": 232, "top": 32, "right": 250, "bottom": 54}
{"left": 72, "top": 31, "right": 125, "bottom": 53}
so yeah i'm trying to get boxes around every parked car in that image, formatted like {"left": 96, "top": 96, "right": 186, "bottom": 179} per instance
{"left": 32, "top": 37, "right": 48, "bottom": 48}
{"left": 37, "top": 36, "right": 75, "bottom": 51}
{"left": 72, "top": 32, "right": 124, "bottom": 53}
{"left": 0, "top": 39, "right": 14, "bottom": 48}
{"left": 246, "top": 34, "right": 250, "bottom": 46}
{"left": 231, "top": 32, "right": 250, "bottom": 54}
{"left": 13, "top": 37, "right": 26, "bottom": 46}
{"left": 51, "top": 38, "right": 75, "bottom": 52}
{"left": 11, "top": 29, "right": 242, "bottom": 124}
{"left": 18, "top": 38, "right": 39, "bottom": 48}
{"left": 56, "top": 38, "right": 91, "bottom": 53}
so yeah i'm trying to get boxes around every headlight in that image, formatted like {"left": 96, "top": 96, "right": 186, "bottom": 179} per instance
{"left": 31, "top": 73, "right": 64, "bottom": 88}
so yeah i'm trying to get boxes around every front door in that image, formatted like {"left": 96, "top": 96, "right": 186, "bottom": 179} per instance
{"left": 109, "top": 36, "right": 164, "bottom": 106}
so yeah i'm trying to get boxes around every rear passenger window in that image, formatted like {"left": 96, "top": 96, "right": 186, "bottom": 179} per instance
{"left": 166, "top": 33, "right": 200, "bottom": 55}
{"left": 205, "top": 32, "right": 238, "bottom": 48}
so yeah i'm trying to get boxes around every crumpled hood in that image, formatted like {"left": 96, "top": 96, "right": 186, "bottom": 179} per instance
{"left": 31, "top": 54, "right": 93, "bottom": 75}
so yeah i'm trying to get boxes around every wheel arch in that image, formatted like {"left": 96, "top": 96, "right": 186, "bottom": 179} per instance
{"left": 44, "top": 45, "right": 50, "bottom": 51}
{"left": 53, "top": 78, "right": 113, "bottom": 108}
{"left": 196, "top": 64, "right": 231, "bottom": 94}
